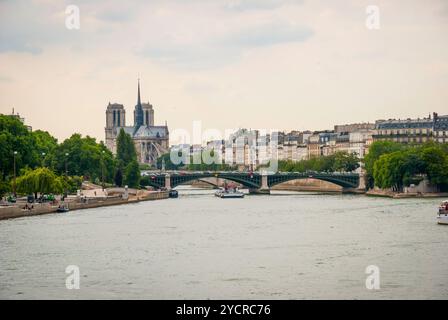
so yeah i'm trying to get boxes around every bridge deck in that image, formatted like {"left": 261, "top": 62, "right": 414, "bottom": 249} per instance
{"left": 141, "top": 172, "right": 361, "bottom": 190}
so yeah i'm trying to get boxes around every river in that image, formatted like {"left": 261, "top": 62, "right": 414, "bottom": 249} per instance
{"left": 0, "top": 186, "right": 447, "bottom": 299}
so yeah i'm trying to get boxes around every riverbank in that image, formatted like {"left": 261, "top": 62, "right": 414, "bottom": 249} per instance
{"left": 366, "top": 189, "right": 448, "bottom": 198}
{"left": 0, "top": 190, "right": 169, "bottom": 221}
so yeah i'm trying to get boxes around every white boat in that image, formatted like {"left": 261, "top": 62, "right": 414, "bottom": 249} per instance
{"left": 215, "top": 188, "right": 245, "bottom": 199}
{"left": 437, "top": 200, "right": 448, "bottom": 225}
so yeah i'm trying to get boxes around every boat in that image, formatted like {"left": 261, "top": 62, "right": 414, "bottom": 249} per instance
{"left": 438, "top": 200, "right": 448, "bottom": 225}
{"left": 56, "top": 204, "right": 70, "bottom": 213}
{"left": 169, "top": 190, "right": 178, "bottom": 198}
{"left": 215, "top": 187, "right": 245, "bottom": 199}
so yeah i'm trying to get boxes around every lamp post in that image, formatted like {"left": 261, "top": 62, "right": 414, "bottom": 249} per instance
{"left": 64, "top": 153, "right": 69, "bottom": 199}
{"left": 101, "top": 150, "right": 105, "bottom": 190}
{"left": 41, "top": 152, "right": 46, "bottom": 167}
{"left": 13, "top": 151, "right": 17, "bottom": 197}
{"left": 65, "top": 153, "right": 69, "bottom": 176}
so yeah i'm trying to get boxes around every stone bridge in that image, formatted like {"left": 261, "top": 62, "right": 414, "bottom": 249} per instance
{"left": 141, "top": 171, "right": 364, "bottom": 194}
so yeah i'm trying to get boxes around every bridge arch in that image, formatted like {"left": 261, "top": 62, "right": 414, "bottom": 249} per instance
{"left": 170, "top": 174, "right": 260, "bottom": 189}
{"left": 267, "top": 173, "right": 359, "bottom": 189}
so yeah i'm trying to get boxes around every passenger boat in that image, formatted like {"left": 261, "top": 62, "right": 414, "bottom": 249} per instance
{"left": 215, "top": 187, "right": 244, "bottom": 199}
{"left": 437, "top": 200, "right": 448, "bottom": 225}
{"left": 56, "top": 204, "right": 70, "bottom": 213}
{"left": 169, "top": 190, "right": 178, "bottom": 198}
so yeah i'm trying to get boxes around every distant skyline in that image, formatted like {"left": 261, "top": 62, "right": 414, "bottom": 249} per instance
{"left": 1, "top": 0, "right": 448, "bottom": 142}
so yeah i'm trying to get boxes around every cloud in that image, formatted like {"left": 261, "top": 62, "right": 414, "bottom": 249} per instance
{"left": 224, "top": 0, "right": 302, "bottom": 11}
{"left": 223, "top": 22, "right": 312, "bottom": 47}
{"left": 0, "top": 0, "right": 79, "bottom": 54}
{"left": 93, "top": 6, "right": 135, "bottom": 22}
{"left": 140, "top": 21, "right": 312, "bottom": 69}
{"left": 0, "top": 0, "right": 311, "bottom": 68}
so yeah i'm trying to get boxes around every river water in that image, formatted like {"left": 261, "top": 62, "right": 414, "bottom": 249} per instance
{"left": 0, "top": 186, "right": 447, "bottom": 299}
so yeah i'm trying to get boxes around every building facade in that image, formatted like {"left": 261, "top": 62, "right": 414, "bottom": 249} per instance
{"left": 433, "top": 112, "right": 448, "bottom": 143}
{"left": 105, "top": 81, "right": 169, "bottom": 165}
{"left": 372, "top": 113, "right": 447, "bottom": 144}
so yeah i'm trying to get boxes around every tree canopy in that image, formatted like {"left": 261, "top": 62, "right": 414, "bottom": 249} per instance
{"left": 115, "top": 128, "right": 140, "bottom": 187}
{"left": 116, "top": 129, "right": 137, "bottom": 165}
{"left": 278, "top": 151, "right": 360, "bottom": 173}
{"left": 53, "top": 133, "right": 115, "bottom": 183}
{"left": 363, "top": 141, "right": 403, "bottom": 188}
{"left": 0, "top": 114, "right": 133, "bottom": 197}
{"left": 370, "top": 142, "right": 448, "bottom": 191}
{"left": 15, "top": 167, "right": 64, "bottom": 197}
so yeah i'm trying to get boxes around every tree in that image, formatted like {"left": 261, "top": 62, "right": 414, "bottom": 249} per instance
{"left": 371, "top": 143, "right": 448, "bottom": 192}
{"left": 333, "top": 151, "right": 360, "bottom": 172}
{"left": 0, "top": 177, "right": 10, "bottom": 198}
{"left": 156, "top": 152, "right": 184, "bottom": 170}
{"left": 421, "top": 146, "right": 448, "bottom": 189}
{"left": 33, "top": 130, "right": 58, "bottom": 167}
{"left": 115, "top": 129, "right": 140, "bottom": 187}
{"left": 0, "top": 115, "right": 41, "bottom": 179}
{"left": 54, "top": 134, "right": 115, "bottom": 182}
{"left": 278, "top": 151, "right": 359, "bottom": 173}
{"left": 364, "top": 141, "right": 403, "bottom": 188}
{"left": 114, "top": 167, "right": 123, "bottom": 187}
{"left": 116, "top": 129, "right": 136, "bottom": 164}
{"left": 124, "top": 160, "right": 140, "bottom": 188}
{"left": 15, "top": 167, "right": 63, "bottom": 198}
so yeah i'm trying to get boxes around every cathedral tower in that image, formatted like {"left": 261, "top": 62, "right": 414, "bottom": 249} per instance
{"left": 105, "top": 102, "right": 125, "bottom": 153}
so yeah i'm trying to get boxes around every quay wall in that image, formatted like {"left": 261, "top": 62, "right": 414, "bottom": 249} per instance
{"left": 366, "top": 189, "right": 448, "bottom": 198}
{"left": 0, "top": 191, "right": 169, "bottom": 221}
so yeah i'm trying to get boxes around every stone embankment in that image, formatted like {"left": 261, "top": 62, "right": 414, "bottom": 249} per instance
{"left": 366, "top": 189, "right": 448, "bottom": 198}
{"left": 0, "top": 190, "right": 169, "bottom": 221}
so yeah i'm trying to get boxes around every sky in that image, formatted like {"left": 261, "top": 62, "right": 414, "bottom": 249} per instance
{"left": 1, "top": 0, "right": 448, "bottom": 145}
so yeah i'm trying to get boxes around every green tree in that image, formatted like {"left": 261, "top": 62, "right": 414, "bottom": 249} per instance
{"left": 15, "top": 167, "right": 63, "bottom": 198}
{"left": 0, "top": 177, "right": 10, "bottom": 198}
{"left": 33, "top": 130, "right": 58, "bottom": 168}
{"left": 0, "top": 115, "right": 40, "bottom": 179}
{"left": 156, "top": 152, "right": 184, "bottom": 170}
{"left": 364, "top": 141, "right": 403, "bottom": 188}
{"left": 116, "top": 129, "right": 137, "bottom": 164}
{"left": 333, "top": 151, "right": 360, "bottom": 172}
{"left": 114, "top": 167, "right": 123, "bottom": 187}
{"left": 53, "top": 134, "right": 115, "bottom": 182}
{"left": 371, "top": 143, "right": 448, "bottom": 192}
{"left": 278, "top": 152, "right": 359, "bottom": 173}
{"left": 421, "top": 146, "right": 448, "bottom": 188}
{"left": 124, "top": 160, "right": 140, "bottom": 188}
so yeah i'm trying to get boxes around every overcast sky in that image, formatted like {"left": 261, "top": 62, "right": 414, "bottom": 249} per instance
{"left": 1, "top": 0, "right": 447, "bottom": 144}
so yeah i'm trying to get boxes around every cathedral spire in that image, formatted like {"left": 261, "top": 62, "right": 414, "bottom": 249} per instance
{"left": 137, "top": 78, "right": 141, "bottom": 106}
{"left": 134, "top": 78, "right": 144, "bottom": 128}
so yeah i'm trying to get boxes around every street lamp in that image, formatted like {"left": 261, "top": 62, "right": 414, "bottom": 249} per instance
{"left": 65, "top": 153, "right": 69, "bottom": 176}
{"left": 41, "top": 152, "right": 46, "bottom": 167}
{"left": 101, "top": 150, "right": 105, "bottom": 190}
{"left": 13, "top": 151, "right": 17, "bottom": 197}
{"left": 64, "top": 153, "right": 69, "bottom": 199}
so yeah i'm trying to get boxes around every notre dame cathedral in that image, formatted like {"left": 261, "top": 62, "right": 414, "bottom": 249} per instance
{"left": 105, "top": 80, "right": 169, "bottom": 165}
